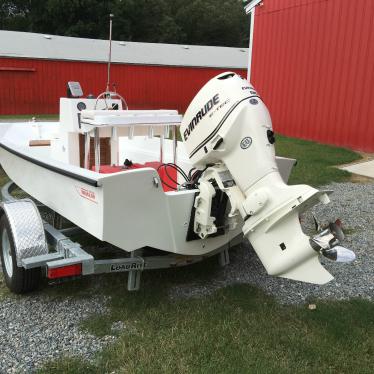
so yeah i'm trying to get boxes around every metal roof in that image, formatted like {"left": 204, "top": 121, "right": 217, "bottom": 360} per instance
{"left": 0, "top": 30, "right": 248, "bottom": 69}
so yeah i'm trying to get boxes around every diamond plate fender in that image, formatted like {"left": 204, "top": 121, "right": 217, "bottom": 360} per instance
{"left": 0, "top": 199, "right": 48, "bottom": 266}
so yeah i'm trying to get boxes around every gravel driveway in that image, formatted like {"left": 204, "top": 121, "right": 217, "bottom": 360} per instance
{"left": 0, "top": 181, "right": 373, "bottom": 372}
{"left": 0, "top": 295, "right": 114, "bottom": 373}
{"left": 170, "top": 182, "right": 374, "bottom": 303}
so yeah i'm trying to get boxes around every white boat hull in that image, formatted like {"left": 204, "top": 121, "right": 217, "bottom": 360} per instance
{"left": 0, "top": 139, "right": 242, "bottom": 256}
{"left": 0, "top": 122, "right": 294, "bottom": 256}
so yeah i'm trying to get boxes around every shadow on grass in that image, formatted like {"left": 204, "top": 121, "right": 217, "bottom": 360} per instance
{"left": 40, "top": 252, "right": 222, "bottom": 300}
{"left": 38, "top": 280, "right": 374, "bottom": 374}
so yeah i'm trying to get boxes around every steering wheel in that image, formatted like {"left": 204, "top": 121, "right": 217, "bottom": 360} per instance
{"left": 94, "top": 91, "right": 128, "bottom": 110}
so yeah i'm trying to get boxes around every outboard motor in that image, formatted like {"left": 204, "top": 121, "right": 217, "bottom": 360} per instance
{"left": 181, "top": 72, "right": 355, "bottom": 284}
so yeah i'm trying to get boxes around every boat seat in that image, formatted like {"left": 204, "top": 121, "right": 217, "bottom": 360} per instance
{"left": 91, "top": 161, "right": 177, "bottom": 192}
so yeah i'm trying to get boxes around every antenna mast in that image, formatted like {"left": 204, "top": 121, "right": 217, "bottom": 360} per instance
{"left": 106, "top": 13, "right": 114, "bottom": 93}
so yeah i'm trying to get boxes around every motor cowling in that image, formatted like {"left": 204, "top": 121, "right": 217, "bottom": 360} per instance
{"left": 181, "top": 72, "right": 355, "bottom": 285}
{"left": 181, "top": 72, "right": 277, "bottom": 192}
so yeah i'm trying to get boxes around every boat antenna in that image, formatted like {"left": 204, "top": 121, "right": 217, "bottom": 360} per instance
{"left": 106, "top": 13, "right": 114, "bottom": 93}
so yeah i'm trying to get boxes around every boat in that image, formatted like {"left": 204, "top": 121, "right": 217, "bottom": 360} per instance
{"left": 0, "top": 15, "right": 355, "bottom": 294}
{"left": 0, "top": 86, "right": 295, "bottom": 256}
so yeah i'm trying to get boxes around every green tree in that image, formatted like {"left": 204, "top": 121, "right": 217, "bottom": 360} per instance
{"left": 170, "top": 0, "right": 248, "bottom": 47}
{"left": 0, "top": 0, "right": 30, "bottom": 30}
{"left": 0, "top": 0, "right": 249, "bottom": 47}
{"left": 111, "top": 0, "right": 182, "bottom": 43}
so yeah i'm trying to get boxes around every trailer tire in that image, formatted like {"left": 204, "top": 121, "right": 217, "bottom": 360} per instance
{"left": 0, "top": 215, "right": 41, "bottom": 294}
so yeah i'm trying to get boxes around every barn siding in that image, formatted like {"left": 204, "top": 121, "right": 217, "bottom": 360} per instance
{"left": 0, "top": 58, "right": 246, "bottom": 115}
{"left": 252, "top": 0, "right": 374, "bottom": 151}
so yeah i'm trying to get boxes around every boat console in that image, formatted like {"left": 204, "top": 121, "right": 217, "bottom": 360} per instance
{"left": 54, "top": 82, "right": 184, "bottom": 191}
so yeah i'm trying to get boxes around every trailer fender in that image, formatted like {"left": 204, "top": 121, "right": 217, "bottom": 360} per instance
{"left": 0, "top": 199, "right": 48, "bottom": 266}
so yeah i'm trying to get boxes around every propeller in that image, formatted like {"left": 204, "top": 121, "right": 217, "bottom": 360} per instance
{"left": 323, "top": 246, "right": 356, "bottom": 263}
{"left": 311, "top": 218, "right": 355, "bottom": 263}
{"left": 329, "top": 220, "right": 345, "bottom": 241}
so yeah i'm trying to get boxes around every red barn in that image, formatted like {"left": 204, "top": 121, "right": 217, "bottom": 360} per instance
{"left": 2, "top": 0, "right": 373, "bottom": 153}
{"left": 0, "top": 30, "right": 247, "bottom": 115}
{"left": 251, "top": 0, "right": 374, "bottom": 151}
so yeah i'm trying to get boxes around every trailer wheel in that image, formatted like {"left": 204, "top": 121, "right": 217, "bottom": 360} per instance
{"left": 0, "top": 215, "right": 41, "bottom": 294}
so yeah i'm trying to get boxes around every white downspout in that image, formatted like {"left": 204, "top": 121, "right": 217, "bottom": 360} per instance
{"left": 247, "top": 8, "right": 255, "bottom": 82}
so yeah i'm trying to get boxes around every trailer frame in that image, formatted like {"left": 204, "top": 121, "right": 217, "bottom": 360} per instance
{"left": 0, "top": 181, "right": 236, "bottom": 292}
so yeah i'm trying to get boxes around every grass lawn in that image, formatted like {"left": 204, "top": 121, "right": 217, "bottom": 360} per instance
{"left": 275, "top": 135, "right": 361, "bottom": 186}
{"left": 0, "top": 275, "right": 10, "bottom": 300}
{"left": 0, "top": 114, "right": 59, "bottom": 121}
{"left": 0, "top": 136, "right": 371, "bottom": 373}
{"left": 38, "top": 274, "right": 374, "bottom": 374}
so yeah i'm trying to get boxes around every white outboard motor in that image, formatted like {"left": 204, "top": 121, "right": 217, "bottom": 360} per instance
{"left": 181, "top": 72, "right": 355, "bottom": 284}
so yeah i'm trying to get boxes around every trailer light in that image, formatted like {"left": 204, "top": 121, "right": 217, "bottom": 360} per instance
{"left": 47, "top": 264, "right": 82, "bottom": 279}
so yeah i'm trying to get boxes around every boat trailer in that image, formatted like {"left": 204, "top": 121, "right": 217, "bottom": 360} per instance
{"left": 0, "top": 181, "right": 236, "bottom": 293}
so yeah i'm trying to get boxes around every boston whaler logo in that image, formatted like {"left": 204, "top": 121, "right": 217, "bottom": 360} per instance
{"left": 184, "top": 94, "right": 220, "bottom": 141}
{"left": 76, "top": 186, "right": 98, "bottom": 203}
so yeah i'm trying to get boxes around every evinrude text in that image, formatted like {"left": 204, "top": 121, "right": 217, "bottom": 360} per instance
{"left": 184, "top": 94, "right": 220, "bottom": 141}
